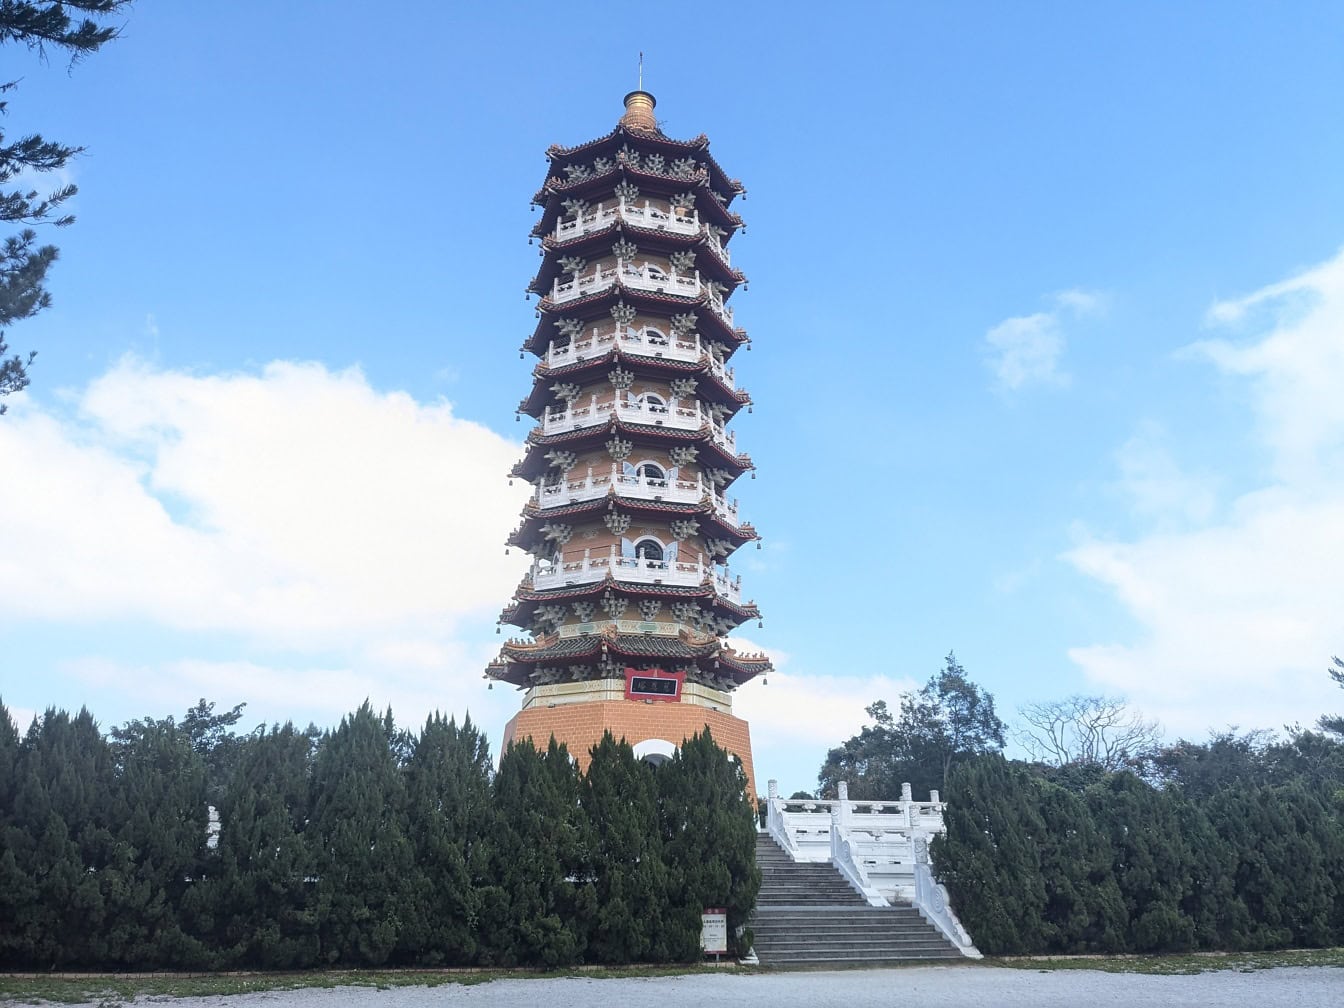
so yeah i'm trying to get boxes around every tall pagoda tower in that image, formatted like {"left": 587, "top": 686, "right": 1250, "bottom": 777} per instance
{"left": 486, "top": 91, "right": 771, "bottom": 795}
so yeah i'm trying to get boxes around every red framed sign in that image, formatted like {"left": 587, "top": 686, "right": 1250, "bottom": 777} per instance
{"left": 624, "top": 667, "right": 685, "bottom": 702}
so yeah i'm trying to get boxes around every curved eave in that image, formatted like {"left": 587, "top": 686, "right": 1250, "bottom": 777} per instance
{"left": 528, "top": 285, "right": 747, "bottom": 354}
{"left": 488, "top": 631, "right": 768, "bottom": 689}
{"left": 519, "top": 353, "right": 750, "bottom": 416}
{"left": 508, "top": 495, "right": 759, "bottom": 551}
{"left": 511, "top": 420, "right": 753, "bottom": 481}
{"left": 534, "top": 226, "right": 746, "bottom": 292}
{"left": 537, "top": 126, "right": 742, "bottom": 203}
{"left": 500, "top": 577, "right": 762, "bottom": 627}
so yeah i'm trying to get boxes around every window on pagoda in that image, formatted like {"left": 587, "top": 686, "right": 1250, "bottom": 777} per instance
{"left": 635, "top": 538, "right": 664, "bottom": 563}
{"left": 636, "top": 392, "right": 668, "bottom": 415}
{"left": 642, "top": 326, "right": 669, "bottom": 346}
{"left": 636, "top": 461, "right": 666, "bottom": 485}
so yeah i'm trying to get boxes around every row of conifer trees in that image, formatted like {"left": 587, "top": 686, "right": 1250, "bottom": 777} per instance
{"left": 932, "top": 753, "right": 1344, "bottom": 955}
{"left": 0, "top": 700, "right": 760, "bottom": 970}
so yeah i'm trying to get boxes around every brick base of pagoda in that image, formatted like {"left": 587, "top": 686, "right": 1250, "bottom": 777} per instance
{"left": 501, "top": 699, "right": 757, "bottom": 799}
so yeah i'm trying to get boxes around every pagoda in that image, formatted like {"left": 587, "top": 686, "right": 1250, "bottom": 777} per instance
{"left": 486, "top": 91, "right": 771, "bottom": 795}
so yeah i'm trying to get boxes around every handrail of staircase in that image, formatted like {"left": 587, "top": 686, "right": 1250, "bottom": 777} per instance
{"left": 828, "top": 816, "right": 891, "bottom": 908}
{"left": 912, "top": 836, "right": 982, "bottom": 959}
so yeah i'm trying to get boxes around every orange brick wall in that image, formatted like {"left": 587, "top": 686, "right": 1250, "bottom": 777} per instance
{"left": 502, "top": 700, "right": 757, "bottom": 798}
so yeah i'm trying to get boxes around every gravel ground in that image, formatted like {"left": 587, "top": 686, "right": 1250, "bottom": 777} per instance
{"left": 60, "top": 964, "right": 1343, "bottom": 1008}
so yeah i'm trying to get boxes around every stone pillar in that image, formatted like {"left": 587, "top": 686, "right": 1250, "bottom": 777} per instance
{"left": 837, "top": 780, "right": 851, "bottom": 829}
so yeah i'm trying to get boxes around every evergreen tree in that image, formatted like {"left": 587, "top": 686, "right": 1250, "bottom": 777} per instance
{"left": 1, "top": 1, "right": 133, "bottom": 411}
{"left": 397, "top": 712, "right": 495, "bottom": 966}
{"left": 656, "top": 729, "right": 760, "bottom": 958}
{"left": 580, "top": 732, "right": 670, "bottom": 963}
{"left": 1087, "top": 772, "right": 1196, "bottom": 952}
{"left": 1209, "top": 782, "right": 1342, "bottom": 948}
{"left": 1176, "top": 796, "right": 1249, "bottom": 951}
{"left": 931, "top": 754, "right": 1046, "bottom": 954}
{"left": 307, "top": 703, "right": 415, "bottom": 966}
{"left": 0, "top": 699, "right": 34, "bottom": 965}
{"left": 205, "top": 723, "right": 318, "bottom": 968}
{"left": 1034, "top": 778, "right": 1125, "bottom": 952}
{"left": 102, "top": 718, "right": 211, "bottom": 967}
{"left": 486, "top": 737, "right": 594, "bottom": 967}
{"left": 3, "top": 707, "right": 117, "bottom": 966}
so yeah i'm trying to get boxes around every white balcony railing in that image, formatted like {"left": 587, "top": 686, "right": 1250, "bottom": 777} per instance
{"left": 536, "top": 463, "right": 704, "bottom": 509}
{"left": 706, "top": 291, "right": 734, "bottom": 325}
{"left": 551, "top": 263, "right": 702, "bottom": 305}
{"left": 545, "top": 325, "right": 704, "bottom": 368}
{"left": 530, "top": 548, "right": 741, "bottom": 602}
{"left": 540, "top": 396, "right": 719, "bottom": 437}
{"left": 553, "top": 199, "right": 701, "bottom": 243}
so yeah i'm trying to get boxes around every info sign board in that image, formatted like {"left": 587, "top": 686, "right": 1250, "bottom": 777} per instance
{"left": 700, "top": 907, "right": 728, "bottom": 957}
{"left": 624, "top": 666, "right": 685, "bottom": 702}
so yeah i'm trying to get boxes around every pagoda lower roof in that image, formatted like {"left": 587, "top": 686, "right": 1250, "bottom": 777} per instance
{"left": 511, "top": 419, "right": 753, "bottom": 482}
{"left": 517, "top": 353, "right": 750, "bottom": 416}
{"left": 501, "top": 576, "right": 761, "bottom": 625}
{"left": 508, "top": 497, "right": 758, "bottom": 553}
{"left": 502, "top": 630, "right": 719, "bottom": 663}
{"left": 528, "top": 283, "right": 746, "bottom": 353}
{"left": 487, "top": 625, "right": 771, "bottom": 689}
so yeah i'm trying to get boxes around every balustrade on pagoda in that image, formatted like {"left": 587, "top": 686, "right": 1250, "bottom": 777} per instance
{"left": 528, "top": 547, "right": 742, "bottom": 602}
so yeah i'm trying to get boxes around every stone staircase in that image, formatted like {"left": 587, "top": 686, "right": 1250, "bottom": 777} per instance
{"left": 750, "top": 833, "right": 963, "bottom": 967}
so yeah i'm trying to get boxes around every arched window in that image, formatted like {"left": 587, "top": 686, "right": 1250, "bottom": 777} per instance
{"left": 636, "top": 392, "right": 668, "bottom": 414}
{"left": 643, "top": 326, "right": 669, "bottom": 346}
{"left": 636, "top": 461, "right": 665, "bottom": 483}
{"left": 635, "top": 538, "right": 664, "bottom": 562}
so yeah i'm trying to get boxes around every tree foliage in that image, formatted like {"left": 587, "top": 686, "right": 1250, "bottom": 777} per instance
{"left": 0, "top": 1, "right": 132, "bottom": 412}
{"left": 818, "top": 652, "right": 1005, "bottom": 798}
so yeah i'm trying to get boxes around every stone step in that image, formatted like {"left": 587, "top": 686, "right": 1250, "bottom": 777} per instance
{"left": 752, "top": 832, "right": 961, "bottom": 966}
{"left": 761, "top": 952, "right": 963, "bottom": 965}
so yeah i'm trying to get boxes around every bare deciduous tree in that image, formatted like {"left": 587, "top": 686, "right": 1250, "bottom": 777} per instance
{"left": 1015, "top": 694, "right": 1162, "bottom": 771}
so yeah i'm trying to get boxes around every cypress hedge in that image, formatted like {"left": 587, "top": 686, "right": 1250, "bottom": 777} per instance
{"left": 0, "top": 700, "right": 757, "bottom": 970}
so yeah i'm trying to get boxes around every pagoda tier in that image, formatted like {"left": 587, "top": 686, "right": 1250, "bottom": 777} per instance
{"left": 489, "top": 623, "right": 770, "bottom": 690}
{"left": 486, "top": 91, "right": 771, "bottom": 786}
{"left": 521, "top": 284, "right": 749, "bottom": 357}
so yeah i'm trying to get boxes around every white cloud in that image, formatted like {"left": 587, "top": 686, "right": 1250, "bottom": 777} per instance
{"left": 983, "top": 288, "right": 1101, "bottom": 391}
{"left": 1067, "top": 247, "right": 1344, "bottom": 737}
{"left": 0, "top": 358, "right": 527, "bottom": 644}
{"left": 0, "top": 358, "right": 530, "bottom": 734}
{"left": 1112, "top": 422, "right": 1218, "bottom": 526}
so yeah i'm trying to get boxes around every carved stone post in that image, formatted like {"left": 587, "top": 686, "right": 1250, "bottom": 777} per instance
{"left": 837, "top": 780, "right": 851, "bottom": 829}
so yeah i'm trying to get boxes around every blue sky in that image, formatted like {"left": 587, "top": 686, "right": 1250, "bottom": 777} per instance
{"left": 2, "top": 1, "right": 1343, "bottom": 794}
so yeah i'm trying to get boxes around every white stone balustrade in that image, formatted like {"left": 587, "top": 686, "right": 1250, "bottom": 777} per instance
{"left": 539, "top": 397, "right": 736, "bottom": 453}
{"left": 535, "top": 464, "right": 704, "bottom": 509}
{"left": 551, "top": 262, "right": 702, "bottom": 305}
{"left": 532, "top": 465, "right": 743, "bottom": 528}
{"left": 530, "top": 548, "right": 741, "bottom": 602}
{"left": 553, "top": 199, "right": 702, "bottom": 242}
{"left": 545, "top": 326, "right": 704, "bottom": 368}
